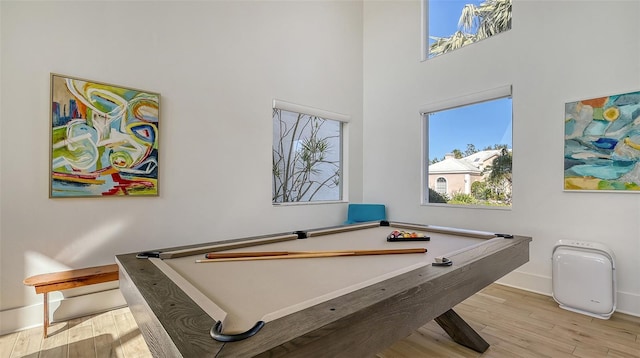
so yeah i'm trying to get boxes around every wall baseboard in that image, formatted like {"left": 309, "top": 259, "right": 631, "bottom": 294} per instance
{"left": 497, "top": 269, "right": 553, "bottom": 296}
{"left": 497, "top": 270, "right": 640, "bottom": 317}
{"left": 0, "top": 288, "right": 126, "bottom": 336}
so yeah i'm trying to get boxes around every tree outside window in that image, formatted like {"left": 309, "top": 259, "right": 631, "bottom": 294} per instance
{"left": 428, "top": 0, "right": 512, "bottom": 58}
{"left": 272, "top": 108, "right": 342, "bottom": 203}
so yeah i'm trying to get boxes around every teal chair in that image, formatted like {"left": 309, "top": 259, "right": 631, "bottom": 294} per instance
{"left": 344, "top": 204, "right": 386, "bottom": 224}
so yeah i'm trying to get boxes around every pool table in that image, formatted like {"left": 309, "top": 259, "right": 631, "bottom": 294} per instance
{"left": 116, "top": 221, "right": 531, "bottom": 357}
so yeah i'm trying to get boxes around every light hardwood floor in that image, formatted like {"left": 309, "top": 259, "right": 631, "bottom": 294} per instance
{"left": 2, "top": 284, "right": 639, "bottom": 358}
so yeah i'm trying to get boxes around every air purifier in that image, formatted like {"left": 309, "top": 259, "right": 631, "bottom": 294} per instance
{"left": 552, "top": 240, "right": 616, "bottom": 319}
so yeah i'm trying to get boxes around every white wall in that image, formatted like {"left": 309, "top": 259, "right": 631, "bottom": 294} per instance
{"left": 363, "top": 0, "right": 640, "bottom": 315}
{"left": 0, "top": 0, "right": 364, "bottom": 333}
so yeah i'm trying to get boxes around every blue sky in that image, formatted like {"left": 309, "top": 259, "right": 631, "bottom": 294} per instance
{"left": 428, "top": 98, "right": 513, "bottom": 161}
{"left": 427, "top": 0, "right": 512, "bottom": 162}
{"left": 429, "top": 0, "right": 483, "bottom": 43}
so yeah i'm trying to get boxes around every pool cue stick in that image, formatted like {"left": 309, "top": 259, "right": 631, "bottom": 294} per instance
{"left": 197, "top": 252, "right": 354, "bottom": 263}
{"left": 204, "top": 251, "right": 291, "bottom": 259}
{"left": 198, "top": 248, "right": 427, "bottom": 262}
{"left": 203, "top": 248, "right": 427, "bottom": 259}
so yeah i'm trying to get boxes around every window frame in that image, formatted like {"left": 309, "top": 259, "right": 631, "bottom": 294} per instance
{"left": 421, "top": 0, "right": 513, "bottom": 61}
{"left": 272, "top": 99, "right": 350, "bottom": 205}
{"left": 420, "top": 85, "right": 513, "bottom": 208}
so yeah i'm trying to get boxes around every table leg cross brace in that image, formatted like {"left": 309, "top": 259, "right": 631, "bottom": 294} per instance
{"left": 435, "top": 309, "right": 490, "bottom": 353}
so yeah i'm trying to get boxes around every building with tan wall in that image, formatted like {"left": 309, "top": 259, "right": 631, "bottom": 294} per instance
{"left": 428, "top": 150, "right": 502, "bottom": 197}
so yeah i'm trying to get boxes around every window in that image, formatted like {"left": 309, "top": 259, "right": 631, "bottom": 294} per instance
{"left": 422, "top": 0, "right": 512, "bottom": 60}
{"left": 436, "top": 177, "right": 447, "bottom": 194}
{"left": 422, "top": 85, "right": 512, "bottom": 207}
{"left": 272, "top": 100, "right": 348, "bottom": 204}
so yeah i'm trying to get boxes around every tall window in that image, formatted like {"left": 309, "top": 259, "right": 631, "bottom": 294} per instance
{"left": 436, "top": 177, "right": 447, "bottom": 194}
{"left": 422, "top": 86, "right": 512, "bottom": 207}
{"left": 272, "top": 100, "right": 347, "bottom": 204}
{"left": 422, "top": 0, "right": 512, "bottom": 59}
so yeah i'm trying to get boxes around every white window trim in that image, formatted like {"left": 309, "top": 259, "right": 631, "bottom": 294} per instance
{"left": 273, "top": 99, "right": 350, "bottom": 123}
{"left": 272, "top": 100, "right": 350, "bottom": 205}
{"left": 419, "top": 85, "right": 512, "bottom": 115}
{"left": 420, "top": 0, "right": 428, "bottom": 62}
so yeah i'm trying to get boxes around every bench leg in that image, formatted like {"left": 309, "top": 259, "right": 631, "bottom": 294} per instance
{"left": 43, "top": 292, "right": 48, "bottom": 338}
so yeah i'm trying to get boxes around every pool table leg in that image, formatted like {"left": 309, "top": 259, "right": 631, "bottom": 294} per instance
{"left": 434, "top": 309, "right": 489, "bottom": 353}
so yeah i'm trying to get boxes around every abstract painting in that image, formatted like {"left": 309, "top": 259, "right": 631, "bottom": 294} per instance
{"left": 565, "top": 90, "right": 640, "bottom": 191}
{"left": 50, "top": 74, "right": 160, "bottom": 197}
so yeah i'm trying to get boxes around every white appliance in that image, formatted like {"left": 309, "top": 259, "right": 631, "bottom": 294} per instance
{"left": 552, "top": 240, "right": 616, "bottom": 319}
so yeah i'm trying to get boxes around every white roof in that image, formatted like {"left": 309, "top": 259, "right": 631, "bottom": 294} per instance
{"left": 429, "top": 149, "right": 505, "bottom": 174}
{"left": 429, "top": 157, "right": 482, "bottom": 174}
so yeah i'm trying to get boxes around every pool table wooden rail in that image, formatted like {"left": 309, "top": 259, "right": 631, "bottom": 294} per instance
{"left": 116, "top": 223, "right": 531, "bottom": 358}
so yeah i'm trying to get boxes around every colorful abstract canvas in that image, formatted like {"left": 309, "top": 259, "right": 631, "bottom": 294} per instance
{"left": 50, "top": 74, "right": 160, "bottom": 197}
{"left": 565, "top": 90, "right": 640, "bottom": 191}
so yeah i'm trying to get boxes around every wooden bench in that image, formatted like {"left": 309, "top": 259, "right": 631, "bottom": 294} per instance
{"left": 23, "top": 264, "right": 119, "bottom": 338}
